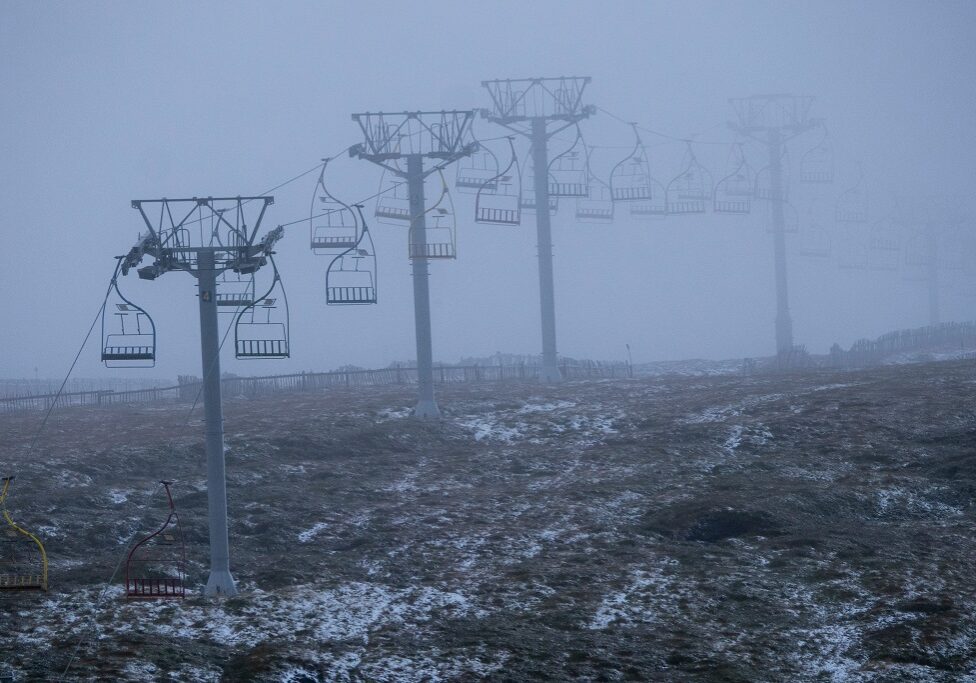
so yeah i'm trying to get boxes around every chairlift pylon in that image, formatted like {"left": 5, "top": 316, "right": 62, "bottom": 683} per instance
{"left": 800, "top": 124, "right": 834, "bottom": 184}
{"left": 520, "top": 153, "right": 558, "bottom": 214}
{"left": 764, "top": 200, "right": 800, "bottom": 234}
{"left": 547, "top": 127, "right": 589, "bottom": 197}
{"left": 311, "top": 159, "right": 361, "bottom": 253}
{"left": 101, "top": 264, "right": 156, "bottom": 368}
{"left": 609, "top": 125, "right": 653, "bottom": 202}
{"left": 754, "top": 148, "right": 790, "bottom": 202}
{"left": 234, "top": 257, "right": 290, "bottom": 359}
{"left": 124, "top": 481, "right": 186, "bottom": 599}
{"left": 713, "top": 143, "right": 754, "bottom": 214}
{"left": 0, "top": 476, "right": 47, "bottom": 591}
{"left": 474, "top": 138, "right": 522, "bottom": 225}
{"left": 666, "top": 141, "right": 712, "bottom": 214}
{"left": 327, "top": 205, "right": 378, "bottom": 304}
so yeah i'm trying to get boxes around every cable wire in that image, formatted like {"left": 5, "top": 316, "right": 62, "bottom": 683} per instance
{"left": 25, "top": 264, "right": 118, "bottom": 455}
{"left": 596, "top": 106, "right": 734, "bottom": 147}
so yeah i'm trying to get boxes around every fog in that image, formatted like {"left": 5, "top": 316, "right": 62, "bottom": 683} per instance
{"left": 2, "top": 0, "right": 974, "bottom": 383}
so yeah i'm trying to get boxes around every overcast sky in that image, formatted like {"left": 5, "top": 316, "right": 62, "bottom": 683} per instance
{"left": 2, "top": 1, "right": 975, "bottom": 382}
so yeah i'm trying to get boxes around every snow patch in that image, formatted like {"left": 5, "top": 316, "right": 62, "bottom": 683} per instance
{"left": 724, "top": 425, "right": 744, "bottom": 454}
{"left": 106, "top": 489, "right": 129, "bottom": 504}
{"left": 298, "top": 522, "right": 329, "bottom": 543}
{"left": 587, "top": 559, "right": 682, "bottom": 630}
{"left": 457, "top": 417, "right": 524, "bottom": 443}
{"left": 376, "top": 407, "right": 412, "bottom": 421}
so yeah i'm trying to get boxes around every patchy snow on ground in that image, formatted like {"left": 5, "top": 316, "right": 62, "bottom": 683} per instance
{"left": 456, "top": 401, "right": 621, "bottom": 446}
{"left": 100, "top": 582, "right": 476, "bottom": 654}
{"left": 297, "top": 521, "right": 330, "bottom": 543}
{"left": 3, "top": 361, "right": 976, "bottom": 680}
{"left": 376, "top": 407, "right": 412, "bottom": 421}
{"left": 586, "top": 561, "right": 679, "bottom": 630}
{"left": 106, "top": 489, "right": 130, "bottom": 504}
{"left": 456, "top": 416, "right": 525, "bottom": 443}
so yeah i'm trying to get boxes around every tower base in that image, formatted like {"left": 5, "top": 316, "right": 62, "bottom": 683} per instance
{"left": 413, "top": 399, "right": 441, "bottom": 419}
{"left": 540, "top": 365, "right": 563, "bottom": 383}
{"left": 204, "top": 569, "right": 238, "bottom": 598}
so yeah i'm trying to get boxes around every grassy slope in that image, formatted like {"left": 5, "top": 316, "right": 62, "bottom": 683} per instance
{"left": 1, "top": 361, "right": 975, "bottom": 681}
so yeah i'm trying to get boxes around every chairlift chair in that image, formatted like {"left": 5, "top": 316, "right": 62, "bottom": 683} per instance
{"left": 713, "top": 144, "right": 754, "bottom": 214}
{"left": 835, "top": 171, "right": 868, "bottom": 224}
{"left": 477, "top": 178, "right": 521, "bottom": 225}
{"left": 327, "top": 209, "right": 378, "bottom": 304}
{"left": 764, "top": 201, "right": 800, "bottom": 234}
{"left": 837, "top": 232, "right": 870, "bottom": 270}
{"left": 753, "top": 159, "right": 790, "bottom": 202}
{"left": 902, "top": 232, "right": 930, "bottom": 281}
{"left": 0, "top": 477, "right": 47, "bottom": 591}
{"left": 455, "top": 146, "right": 500, "bottom": 195}
{"left": 311, "top": 161, "right": 361, "bottom": 253}
{"left": 867, "top": 217, "right": 901, "bottom": 270}
{"left": 235, "top": 259, "right": 290, "bottom": 358}
{"left": 475, "top": 138, "right": 522, "bottom": 225}
{"left": 609, "top": 126, "right": 653, "bottom": 202}
{"left": 374, "top": 166, "right": 411, "bottom": 225}
{"left": 576, "top": 176, "right": 615, "bottom": 223}
{"left": 629, "top": 175, "right": 668, "bottom": 219}
{"left": 800, "top": 125, "right": 834, "bottom": 183}
{"left": 101, "top": 273, "right": 156, "bottom": 368}
{"left": 666, "top": 142, "right": 712, "bottom": 214}
{"left": 797, "top": 222, "right": 831, "bottom": 257}
{"left": 215, "top": 270, "right": 255, "bottom": 310}
{"left": 124, "top": 481, "right": 186, "bottom": 599}
{"left": 547, "top": 129, "right": 589, "bottom": 197}
{"left": 409, "top": 172, "right": 457, "bottom": 259}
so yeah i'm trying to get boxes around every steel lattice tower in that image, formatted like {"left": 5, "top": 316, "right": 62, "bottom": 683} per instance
{"left": 349, "top": 111, "right": 476, "bottom": 418}
{"left": 481, "top": 77, "right": 594, "bottom": 382}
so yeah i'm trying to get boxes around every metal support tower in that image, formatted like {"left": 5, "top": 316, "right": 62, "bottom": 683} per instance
{"left": 349, "top": 111, "right": 476, "bottom": 418}
{"left": 730, "top": 95, "right": 820, "bottom": 357}
{"left": 195, "top": 249, "right": 235, "bottom": 596}
{"left": 926, "top": 226, "right": 940, "bottom": 326}
{"left": 768, "top": 128, "right": 792, "bottom": 353}
{"left": 124, "top": 196, "right": 282, "bottom": 596}
{"left": 482, "top": 77, "right": 594, "bottom": 382}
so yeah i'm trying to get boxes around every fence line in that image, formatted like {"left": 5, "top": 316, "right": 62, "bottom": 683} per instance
{"left": 831, "top": 321, "right": 976, "bottom": 369}
{"left": 0, "top": 362, "right": 631, "bottom": 414}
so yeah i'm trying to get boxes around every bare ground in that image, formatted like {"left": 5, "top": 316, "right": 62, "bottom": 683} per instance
{"left": 1, "top": 360, "right": 975, "bottom": 681}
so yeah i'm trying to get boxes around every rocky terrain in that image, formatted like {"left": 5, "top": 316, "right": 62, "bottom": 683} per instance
{"left": 1, "top": 359, "right": 975, "bottom": 681}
